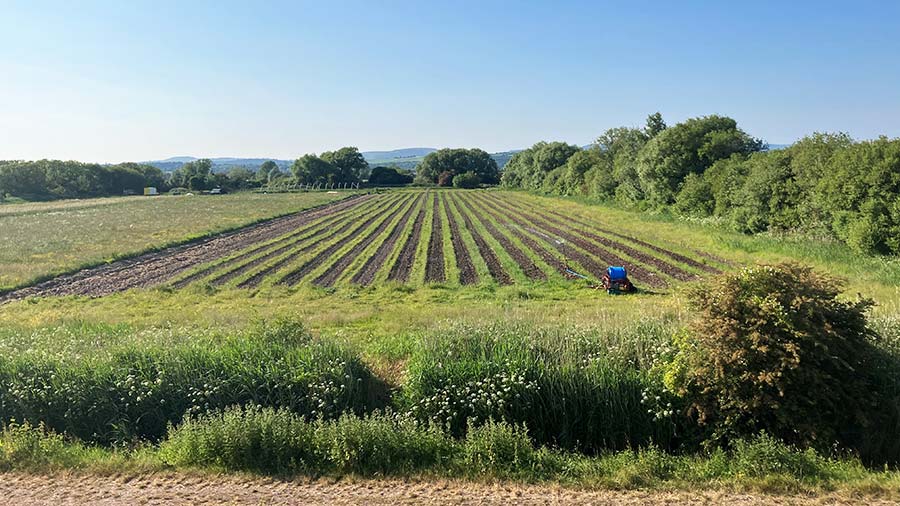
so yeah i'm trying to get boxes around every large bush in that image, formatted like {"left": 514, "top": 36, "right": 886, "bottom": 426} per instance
{"left": 664, "top": 263, "right": 881, "bottom": 450}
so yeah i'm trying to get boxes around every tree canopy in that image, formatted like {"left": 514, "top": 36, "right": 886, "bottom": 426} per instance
{"left": 414, "top": 148, "right": 499, "bottom": 186}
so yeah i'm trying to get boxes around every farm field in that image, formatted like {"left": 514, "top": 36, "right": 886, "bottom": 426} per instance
{"left": 0, "top": 192, "right": 347, "bottom": 291}
{"left": 1, "top": 189, "right": 732, "bottom": 301}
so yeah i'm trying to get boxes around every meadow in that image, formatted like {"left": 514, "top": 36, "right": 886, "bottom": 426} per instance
{"left": 1, "top": 189, "right": 899, "bottom": 495}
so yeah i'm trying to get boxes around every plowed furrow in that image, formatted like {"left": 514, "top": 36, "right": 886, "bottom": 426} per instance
{"left": 424, "top": 194, "right": 445, "bottom": 283}
{"left": 450, "top": 195, "right": 511, "bottom": 285}
{"left": 458, "top": 194, "right": 546, "bottom": 281}
{"left": 387, "top": 193, "right": 428, "bottom": 283}
{"left": 485, "top": 196, "right": 667, "bottom": 288}
{"left": 278, "top": 196, "right": 411, "bottom": 286}
{"left": 507, "top": 199, "right": 696, "bottom": 282}
{"left": 174, "top": 198, "right": 371, "bottom": 288}
{"left": 238, "top": 195, "right": 402, "bottom": 289}
{"left": 355, "top": 193, "right": 425, "bottom": 285}
{"left": 443, "top": 196, "right": 477, "bottom": 285}
{"left": 314, "top": 195, "right": 415, "bottom": 287}
{"left": 537, "top": 207, "right": 723, "bottom": 273}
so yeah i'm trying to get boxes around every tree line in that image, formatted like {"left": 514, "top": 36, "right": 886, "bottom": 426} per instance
{"left": 501, "top": 114, "right": 900, "bottom": 255}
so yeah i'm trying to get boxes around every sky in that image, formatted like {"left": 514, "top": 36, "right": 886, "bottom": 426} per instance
{"left": 1, "top": 0, "right": 899, "bottom": 163}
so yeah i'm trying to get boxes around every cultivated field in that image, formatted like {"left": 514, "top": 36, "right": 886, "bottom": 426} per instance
{"left": 1, "top": 189, "right": 731, "bottom": 300}
{"left": 0, "top": 192, "right": 345, "bottom": 291}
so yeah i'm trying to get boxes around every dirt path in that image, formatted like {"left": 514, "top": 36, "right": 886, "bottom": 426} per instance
{"left": 0, "top": 472, "right": 890, "bottom": 505}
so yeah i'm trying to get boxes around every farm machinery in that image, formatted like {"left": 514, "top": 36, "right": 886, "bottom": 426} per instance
{"left": 565, "top": 265, "right": 635, "bottom": 294}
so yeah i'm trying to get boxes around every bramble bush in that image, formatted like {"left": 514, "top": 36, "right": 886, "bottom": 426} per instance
{"left": 664, "top": 263, "right": 893, "bottom": 458}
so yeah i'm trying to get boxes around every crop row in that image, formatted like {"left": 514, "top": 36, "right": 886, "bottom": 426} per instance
{"left": 168, "top": 190, "right": 723, "bottom": 289}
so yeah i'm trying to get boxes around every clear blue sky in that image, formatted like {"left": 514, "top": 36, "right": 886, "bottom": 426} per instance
{"left": 2, "top": 0, "right": 898, "bottom": 163}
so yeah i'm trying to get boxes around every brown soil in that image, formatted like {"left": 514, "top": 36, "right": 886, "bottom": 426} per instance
{"left": 461, "top": 194, "right": 548, "bottom": 280}
{"left": 0, "top": 194, "right": 374, "bottom": 301}
{"left": 485, "top": 195, "right": 667, "bottom": 288}
{"left": 314, "top": 194, "right": 415, "bottom": 287}
{"left": 0, "top": 472, "right": 889, "bottom": 505}
{"left": 356, "top": 192, "right": 426, "bottom": 285}
{"left": 424, "top": 194, "right": 446, "bottom": 283}
{"left": 449, "top": 194, "right": 512, "bottom": 285}
{"left": 443, "top": 196, "right": 478, "bottom": 285}
{"left": 386, "top": 193, "right": 428, "bottom": 283}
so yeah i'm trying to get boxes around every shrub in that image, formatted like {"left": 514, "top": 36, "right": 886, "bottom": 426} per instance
{"left": 452, "top": 171, "right": 480, "bottom": 189}
{"left": 159, "top": 405, "right": 315, "bottom": 473}
{"left": 665, "top": 263, "right": 880, "bottom": 450}
{"left": 313, "top": 412, "right": 456, "bottom": 474}
{"left": 0, "top": 421, "right": 92, "bottom": 471}
{"left": 731, "top": 432, "right": 826, "bottom": 479}
{"left": 462, "top": 420, "right": 546, "bottom": 476}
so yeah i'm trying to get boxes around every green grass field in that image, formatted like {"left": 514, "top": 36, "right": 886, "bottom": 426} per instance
{"left": 1, "top": 189, "right": 899, "bottom": 494}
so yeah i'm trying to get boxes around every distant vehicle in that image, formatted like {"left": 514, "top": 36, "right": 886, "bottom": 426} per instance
{"left": 208, "top": 188, "right": 224, "bottom": 195}
{"left": 143, "top": 187, "right": 159, "bottom": 196}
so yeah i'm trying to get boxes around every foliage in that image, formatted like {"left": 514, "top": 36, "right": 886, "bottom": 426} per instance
{"left": 452, "top": 171, "right": 480, "bottom": 189}
{"left": 403, "top": 322, "right": 676, "bottom": 453}
{"left": 414, "top": 148, "right": 499, "bottom": 186}
{"left": 161, "top": 407, "right": 456, "bottom": 475}
{"left": 0, "top": 321, "right": 380, "bottom": 444}
{"left": 0, "top": 160, "right": 167, "bottom": 199}
{"left": 368, "top": 166, "right": 413, "bottom": 185}
{"left": 664, "top": 263, "right": 881, "bottom": 451}
{"left": 292, "top": 148, "right": 368, "bottom": 185}
{"left": 500, "top": 141, "right": 580, "bottom": 191}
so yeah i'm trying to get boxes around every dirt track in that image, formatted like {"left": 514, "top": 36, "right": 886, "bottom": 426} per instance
{"left": 0, "top": 472, "right": 890, "bottom": 505}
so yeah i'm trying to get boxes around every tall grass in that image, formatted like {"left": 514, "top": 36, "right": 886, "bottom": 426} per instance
{"left": 0, "top": 319, "right": 382, "bottom": 443}
{"left": 402, "top": 321, "right": 680, "bottom": 453}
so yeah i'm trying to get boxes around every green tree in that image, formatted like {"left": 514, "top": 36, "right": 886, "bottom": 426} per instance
{"left": 256, "top": 160, "right": 279, "bottom": 184}
{"left": 171, "top": 159, "right": 213, "bottom": 191}
{"left": 637, "top": 115, "right": 764, "bottom": 206}
{"left": 644, "top": 111, "right": 667, "bottom": 138}
{"left": 499, "top": 142, "right": 579, "bottom": 191}
{"left": 452, "top": 171, "right": 480, "bottom": 189}
{"left": 415, "top": 148, "right": 499, "bottom": 185}
{"left": 321, "top": 147, "right": 368, "bottom": 183}
{"left": 291, "top": 154, "right": 336, "bottom": 185}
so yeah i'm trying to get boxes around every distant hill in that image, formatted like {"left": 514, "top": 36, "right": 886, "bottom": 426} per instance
{"left": 144, "top": 148, "right": 517, "bottom": 173}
